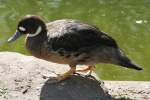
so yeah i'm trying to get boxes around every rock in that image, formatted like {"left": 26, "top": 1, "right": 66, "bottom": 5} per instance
{"left": 0, "top": 52, "right": 112, "bottom": 100}
{"left": 105, "top": 81, "right": 150, "bottom": 100}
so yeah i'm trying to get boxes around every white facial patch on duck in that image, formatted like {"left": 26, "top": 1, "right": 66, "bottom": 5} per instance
{"left": 19, "top": 26, "right": 26, "bottom": 31}
{"left": 27, "top": 26, "right": 42, "bottom": 37}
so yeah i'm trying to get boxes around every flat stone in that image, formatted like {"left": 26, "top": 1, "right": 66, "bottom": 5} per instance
{"left": 1, "top": 52, "right": 149, "bottom": 100}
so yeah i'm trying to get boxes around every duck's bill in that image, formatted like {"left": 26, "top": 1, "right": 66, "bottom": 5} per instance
{"left": 8, "top": 31, "right": 21, "bottom": 43}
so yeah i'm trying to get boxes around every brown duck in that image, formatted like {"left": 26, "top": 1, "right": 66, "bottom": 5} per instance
{"left": 8, "top": 15, "right": 143, "bottom": 81}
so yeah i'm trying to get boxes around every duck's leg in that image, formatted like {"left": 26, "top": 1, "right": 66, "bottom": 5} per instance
{"left": 57, "top": 66, "right": 76, "bottom": 81}
{"left": 76, "top": 65, "right": 95, "bottom": 75}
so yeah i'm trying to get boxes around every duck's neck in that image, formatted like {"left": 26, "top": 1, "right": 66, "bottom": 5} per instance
{"left": 25, "top": 28, "right": 47, "bottom": 53}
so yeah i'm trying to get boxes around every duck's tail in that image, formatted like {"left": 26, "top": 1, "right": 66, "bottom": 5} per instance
{"left": 114, "top": 49, "right": 143, "bottom": 70}
{"left": 118, "top": 57, "right": 143, "bottom": 70}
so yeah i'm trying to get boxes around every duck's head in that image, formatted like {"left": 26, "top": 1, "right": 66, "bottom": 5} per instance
{"left": 8, "top": 15, "right": 46, "bottom": 42}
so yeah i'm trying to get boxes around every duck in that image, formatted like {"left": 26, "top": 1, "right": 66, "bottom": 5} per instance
{"left": 8, "top": 15, "right": 143, "bottom": 81}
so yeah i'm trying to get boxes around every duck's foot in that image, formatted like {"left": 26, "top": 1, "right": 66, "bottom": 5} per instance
{"left": 76, "top": 65, "right": 95, "bottom": 75}
{"left": 46, "top": 67, "right": 76, "bottom": 84}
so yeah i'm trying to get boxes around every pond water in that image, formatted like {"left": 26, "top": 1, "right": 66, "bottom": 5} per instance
{"left": 0, "top": 0, "right": 149, "bottom": 80}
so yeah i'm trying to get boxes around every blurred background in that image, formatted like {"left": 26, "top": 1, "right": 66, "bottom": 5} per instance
{"left": 0, "top": 0, "right": 149, "bottom": 81}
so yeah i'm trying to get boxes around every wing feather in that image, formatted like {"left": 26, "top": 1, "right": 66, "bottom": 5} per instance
{"left": 46, "top": 20, "right": 118, "bottom": 53}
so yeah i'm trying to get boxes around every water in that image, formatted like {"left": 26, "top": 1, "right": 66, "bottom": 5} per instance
{"left": 0, "top": 0, "right": 149, "bottom": 80}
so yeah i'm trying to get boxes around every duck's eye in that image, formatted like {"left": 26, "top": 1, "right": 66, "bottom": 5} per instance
{"left": 19, "top": 26, "right": 26, "bottom": 31}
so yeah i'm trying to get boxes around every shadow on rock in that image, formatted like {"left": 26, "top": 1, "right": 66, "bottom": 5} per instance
{"left": 40, "top": 74, "right": 113, "bottom": 100}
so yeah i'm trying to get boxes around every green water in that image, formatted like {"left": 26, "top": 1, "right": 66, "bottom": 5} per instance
{"left": 0, "top": 0, "right": 149, "bottom": 81}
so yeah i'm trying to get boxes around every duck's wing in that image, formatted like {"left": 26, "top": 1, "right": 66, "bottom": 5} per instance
{"left": 46, "top": 21, "right": 118, "bottom": 54}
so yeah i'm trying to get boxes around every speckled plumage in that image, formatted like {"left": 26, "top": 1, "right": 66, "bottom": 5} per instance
{"left": 8, "top": 15, "right": 142, "bottom": 81}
